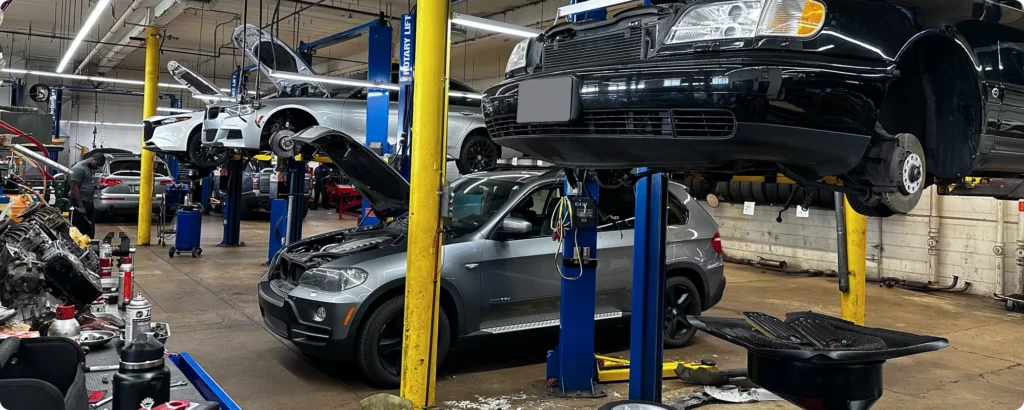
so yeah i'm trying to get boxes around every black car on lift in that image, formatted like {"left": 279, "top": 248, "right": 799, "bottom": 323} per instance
{"left": 482, "top": 0, "right": 1024, "bottom": 217}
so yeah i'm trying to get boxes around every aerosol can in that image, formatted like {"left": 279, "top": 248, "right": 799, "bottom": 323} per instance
{"left": 124, "top": 294, "right": 152, "bottom": 343}
{"left": 98, "top": 243, "right": 117, "bottom": 292}
{"left": 117, "top": 252, "right": 135, "bottom": 310}
{"left": 47, "top": 305, "right": 81, "bottom": 342}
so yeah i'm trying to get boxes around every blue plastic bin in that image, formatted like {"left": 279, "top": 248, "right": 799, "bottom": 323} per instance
{"left": 173, "top": 208, "right": 203, "bottom": 257}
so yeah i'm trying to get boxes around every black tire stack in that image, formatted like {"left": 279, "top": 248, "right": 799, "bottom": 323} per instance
{"left": 678, "top": 178, "right": 838, "bottom": 210}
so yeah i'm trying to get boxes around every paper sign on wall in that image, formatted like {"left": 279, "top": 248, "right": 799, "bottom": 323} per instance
{"left": 743, "top": 201, "right": 755, "bottom": 215}
{"left": 796, "top": 206, "right": 810, "bottom": 218}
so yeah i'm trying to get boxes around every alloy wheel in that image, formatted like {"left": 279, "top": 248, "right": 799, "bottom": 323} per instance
{"left": 377, "top": 311, "right": 404, "bottom": 376}
{"left": 464, "top": 138, "right": 498, "bottom": 173}
{"left": 664, "top": 283, "right": 695, "bottom": 340}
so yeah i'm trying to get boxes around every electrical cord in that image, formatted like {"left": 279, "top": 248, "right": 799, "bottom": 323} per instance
{"left": 550, "top": 195, "right": 585, "bottom": 280}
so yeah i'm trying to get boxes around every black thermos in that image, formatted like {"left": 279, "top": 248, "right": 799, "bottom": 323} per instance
{"left": 113, "top": 333, "right": 171, "bottom": 410}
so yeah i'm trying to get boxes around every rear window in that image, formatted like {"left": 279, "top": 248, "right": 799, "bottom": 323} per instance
{"left": 109, "top": 160, "right": 169, "bottom": 176}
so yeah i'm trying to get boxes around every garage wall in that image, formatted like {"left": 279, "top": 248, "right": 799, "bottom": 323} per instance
{"left": 706, "top": 187, "right": 1021, "bottom": 297}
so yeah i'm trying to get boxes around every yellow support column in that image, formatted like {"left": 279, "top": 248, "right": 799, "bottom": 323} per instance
{"left": 841, "top": 195, "right": 867, "bottom": 324}
{"left": 137, "top": 27, "right": 160, "bottom": 245}
{"left": 399, "top": 0, "right": 451, "bottom": 407}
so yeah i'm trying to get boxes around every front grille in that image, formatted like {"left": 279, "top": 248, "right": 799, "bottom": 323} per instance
{"left": 143, "top": 122, "right": 154, "bottom": 141}
{"left": 263, "top": 314, "right": 288, "bottom": 337}
{"left": 543, "top": 26, "right": 643, "bottom": 72}
{"left": 205, "top": 129, "right": 217, "bottom": 142}
{"left": 486, "top": 109, "right": 736, "bottom": 139}
{"left": 207, "top": 107, "right": 221, "bottom": 120}
{"left": 227, "top": 130, "right": 243, "bottom": 140}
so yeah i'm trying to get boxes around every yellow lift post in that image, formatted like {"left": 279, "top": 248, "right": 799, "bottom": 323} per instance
{"left": 841, "top": 196, "right": 867, "bottom": 324}
{"left": 398, "top": 0, "right": 451, "bottom": 407}
{"left": 137, "top": 27, "right": 161, "bottom": 245}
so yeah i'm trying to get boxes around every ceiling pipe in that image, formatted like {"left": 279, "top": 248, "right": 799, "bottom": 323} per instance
{"left": 73, "top": 0, "right": 144, "bottom": 75}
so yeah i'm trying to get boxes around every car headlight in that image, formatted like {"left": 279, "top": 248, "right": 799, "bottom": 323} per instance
{"left": 505, "top": 39, "right": 530, "bottom": 75}
{"left": 298, "top": 267, "right": 368, "bottom": 292}
{"left": 224, "top": 104, "right": 256, "bottom": 117}
{"left": 665, "top": 0, "right": 825, "bottom": 45}
{"left": 157, "top": 116, "right": 192, "bottom": 126}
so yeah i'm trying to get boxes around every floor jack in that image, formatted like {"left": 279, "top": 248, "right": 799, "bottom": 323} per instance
{"left": 594, "top": 355, "right": 721, "bottom": 383}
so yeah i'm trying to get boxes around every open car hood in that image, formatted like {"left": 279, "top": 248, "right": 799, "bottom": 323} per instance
{"left": 232, "top": 24, "right": 329, "bottom": 96}
{"left": 287, "top": 126, "right": 408, "bottom": 219}
{"left": 168, "top": 61, "right": 225, "bottom": 99}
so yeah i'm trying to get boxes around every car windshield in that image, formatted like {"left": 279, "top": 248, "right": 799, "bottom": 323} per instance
{"left": 109, "top": 160, "right": 169, "bottom": 177}
{"left": 448, "top": 174, "right": 531, "bottom": 236}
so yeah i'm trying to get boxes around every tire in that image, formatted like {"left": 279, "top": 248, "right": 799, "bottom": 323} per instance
{"left": 846, "top": 195, "right": 896, "bottom": 217}
{"left": 728, "top": 181, "right": 743, "bottom": 203}
{"left": 751, "top": 182, "right": 769, "bottom": 204}
{"left": 355, "top": 296, "right": 451, "bottom": 388}
{"left": 456, "top": 133, "right": 501, "bottom": 174}
{"left": 766, "top": 183, "right": 783, "bottom": 205}
{"left": 777, "top": 183, "right": 795, "bottom": 205}
{"left": 716, "top": 182, "right": 731, "bottom": 202}
{"left": 818, "top": 187, "right": 835, "bottom": 209}
{"left": 739, "top": 181, "right": 755, "bottom": 203}
{"left": 187, "top": 127, "right": 229, "bottom": 169}
{"left": 664, "top": 276, "right": 702, "bottom": 348}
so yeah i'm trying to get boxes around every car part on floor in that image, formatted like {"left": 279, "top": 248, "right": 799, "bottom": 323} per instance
{"left": 880, "top": 275, "right": 971, "bottom": 293}
{"left": 674, "top": 366, "right": 747, "bottom": 386}
{"left": 703, "top": 385, "right": 783, "bottom": 403}
{"left": 689, "top": 311, "right": 948, "bottom": 410}
{"left": 722, "top": 255, "right": 838, "bottom": 278}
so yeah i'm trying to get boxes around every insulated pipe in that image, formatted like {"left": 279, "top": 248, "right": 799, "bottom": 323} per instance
{"left": 927, "top": 188, "right": 942, "bottom": 283}
{"left": 995, "top": 201, "right": 1006, "bottom": 295}
{"left": 137, "top": 27, "right": 160, "bottom": 246}
{"left": 1017, "top": 200, "right": 1024, "bottom": 294}
{"left": 74, "top": 0, "right": 144, "bottom": 75}
{"left": 399, "top": 0, "right": 450, "bottom": 406}
{"left": 9, "top": 144, "right": 71, "bottom": 175}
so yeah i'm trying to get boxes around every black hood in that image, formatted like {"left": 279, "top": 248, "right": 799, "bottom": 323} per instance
{"left": 286, "top": 126, "right": 409, "bottom": 219}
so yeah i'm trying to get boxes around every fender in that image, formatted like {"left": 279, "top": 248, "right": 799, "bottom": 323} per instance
{"left": 665, "top": 260, "right": 711, "bottom": 310}
{"left": 258, "top": 104, "right": 320, "bottom": 130}
{"left": 346, "top": 276, "right": 468, "bottom": 338}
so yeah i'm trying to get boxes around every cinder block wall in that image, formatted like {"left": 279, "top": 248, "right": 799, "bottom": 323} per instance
{"left": 706, "top": 187, "right": 1022, "bottom": 296}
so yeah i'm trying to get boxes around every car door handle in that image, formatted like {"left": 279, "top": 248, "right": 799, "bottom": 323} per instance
{"left": 458, "top": 111, "right": 474, "bottom": 116}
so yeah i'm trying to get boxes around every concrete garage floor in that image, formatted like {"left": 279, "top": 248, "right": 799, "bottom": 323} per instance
{"left": 102, "top": 211, "right": 1024, "bottom": 409}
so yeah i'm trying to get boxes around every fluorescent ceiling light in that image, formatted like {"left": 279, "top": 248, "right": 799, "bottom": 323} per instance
{"left": 56, "top": 0, "right": 112, "bottom": 73}
{"left": 557, "top": 0, "right": 633, "bottom": 17}
{"left": 269, "top": 70, "right": 400, "bottom": 91}
{"left": 450, "top": 13, "right": 542, "bottom": 38}
{"left": 194, "top": 94, "right": 235, "bottom": 102}
{"left": 449, "top": 91, "right": 483, "bottom": 99}
{"left": 63, "top": 120, "right": 143, "bottom": 128}
{"left": 1, "top": 68, "right": 187, "bottom": 89}
{"left": 156, "top": 107, "right": 195, "bottom": 113}
{"left": 218, "top": 88, "right": 257, "bottom": 95}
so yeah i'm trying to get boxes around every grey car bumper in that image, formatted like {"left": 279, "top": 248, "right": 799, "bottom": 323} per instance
{"left": 257, "top": 280, "right": 358, "bottom": 361}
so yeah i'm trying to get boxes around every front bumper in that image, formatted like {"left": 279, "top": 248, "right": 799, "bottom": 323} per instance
{"left": 204, "top": 111, "right": 259, "bottom": 150}
{"left": 257, "top": 280, "right": 357, "bottom": 361}
{"left": 241, "top": 191, "right": 271, "bottom": 212}
{"left": 483, "top": 51, "right": 893, "bottom": 176}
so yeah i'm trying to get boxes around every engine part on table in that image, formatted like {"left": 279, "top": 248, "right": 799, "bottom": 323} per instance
{"left": 689, "top": 311, "right": 948, "bottom": 410}
{"left": 675, "top": 365, "right": 747, "bottom": 386}
{"left": 86, "top": 364, "right": 120, "bottom": 373}
{"left": 46, "top": 305, "right": 81, "bottom": 342}
{"left": 102, "top": 232, "right": 133, "bottom": 257}
{"left": 124, "top": 294, "right": 152, "bottom": 344}
{"left": 723, "top": 254, "right": 837, "bottom": 278}
{"left": 879, "top": 275, "right": 970, "bottom": 292}
{"left": 79, "top": 330, "right": 115, "bottom": 348}
{"left": 114, "top": 333, "right": 170, "bottom": 410}
{"left": 703, "top": 385, "right": 783, "bottom": 403}
{"left": 0, "top": 205, "right": 103, "bottom": 329}
{"left": 993, "top": 293, "right": 1024, "bottom": 311}
{"left": 150, "top": 322, "right": 171, "bottom": 345}
{"left": 118, "top": 256, "right": 134, "bottom": 309}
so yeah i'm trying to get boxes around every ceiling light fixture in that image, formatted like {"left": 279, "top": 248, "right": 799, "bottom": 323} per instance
{"left": 63, "top": 120, "right": 143, "bottom": 128}
{"left": 268, "top": 70, "right": 400, "bottom": 91}
{"left": 450, "top": 13, "right": 542, "bottom": 38}
{"left": 156, "top": 107, "right": 195, "bottom": 113}
{"left": 56, "top": 0, "right": 112, "bottom": 73}
{"left": 557, "top": 0, "right": 633, "bottom": 17}
{"left": 1, "top": 68, "right": 187, "bottom": 89}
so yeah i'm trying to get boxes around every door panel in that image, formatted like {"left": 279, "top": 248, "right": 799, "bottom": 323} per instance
{"left": 341, "top": 95, "right": 400, "bottom": 147}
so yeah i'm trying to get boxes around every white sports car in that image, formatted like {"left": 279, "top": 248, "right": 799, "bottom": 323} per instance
{"left": 142, "top": 61, "right": 229, "bottom": 169}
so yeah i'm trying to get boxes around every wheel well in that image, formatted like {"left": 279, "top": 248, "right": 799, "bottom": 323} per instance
{"left": 461, "top": 128, "right": 500, "bottom": 157}
{"left": 878, "top": 35, "right": 984, "bottom": 179}
{"left": 260, "top": 108, "right": 319, "bottom": 144}
{"left": 667, "top": 267, "right": 706, "bottom": 310}
{"left": 355, "top": 283, "right": 460, "bottom": 344}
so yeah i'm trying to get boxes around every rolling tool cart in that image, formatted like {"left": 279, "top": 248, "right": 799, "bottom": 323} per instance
{"left": 157, "top": 184, "right": 189, "bottom": 247}
{"left": 168, "top": 204, "right": 203, "bottom": 258}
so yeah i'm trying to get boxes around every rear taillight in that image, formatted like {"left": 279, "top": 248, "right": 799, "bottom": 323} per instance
{"left": 160, "top": 180, "right": 175, "bottom": 186}
{"left": 252, "top": 177, "right": 259, "bottom": 190}
{"left": 712, "top": 231, "right": 723, "bottom": 254}
{"left": 99, "top": 178, "right": 122, "bottom": 187}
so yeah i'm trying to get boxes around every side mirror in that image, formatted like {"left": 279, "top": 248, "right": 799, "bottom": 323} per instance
{"left": 499, "top": 217, "right": 533, "bottom": 238}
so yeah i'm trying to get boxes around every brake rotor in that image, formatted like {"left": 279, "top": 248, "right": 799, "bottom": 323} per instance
{"left": 881, "top": 133, "right": 926, "bottom": 214}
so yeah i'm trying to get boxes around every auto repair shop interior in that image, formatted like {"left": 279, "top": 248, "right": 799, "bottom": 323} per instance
{"left": 2, "top": 0, "right": 1024, "bottom": 409}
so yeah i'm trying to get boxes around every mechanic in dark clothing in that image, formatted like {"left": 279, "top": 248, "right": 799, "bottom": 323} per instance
{"left": 312, "top": 163, "right": 338, "bottom": 209}
{"left": 69, "top": 155, "right": 105, "bottom": 238}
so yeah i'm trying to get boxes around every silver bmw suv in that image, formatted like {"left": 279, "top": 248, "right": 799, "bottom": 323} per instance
{"left": 257, "top": 127, "right": 726, "bottom": 388}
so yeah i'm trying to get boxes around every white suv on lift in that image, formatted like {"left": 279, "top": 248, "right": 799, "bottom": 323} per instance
{"left": 202, "top": 24, "right": 516, "bottom": 174}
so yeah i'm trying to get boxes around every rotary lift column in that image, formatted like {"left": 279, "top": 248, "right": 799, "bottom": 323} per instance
{"left": 361, "top": 20, "right": 393, "bottom": 226}
{"left": 220, "top": 157, "right": 244, "bottom": 247}
{"left": 547, "top": 171, "right": 603, "bottom": 397}
{"left": 628, "top": 169, "right": 667, "bottom": 400}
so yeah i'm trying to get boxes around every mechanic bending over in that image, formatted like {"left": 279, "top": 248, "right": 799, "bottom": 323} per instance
{"left": 68, "top": 154, "right": 105, "bottom": 238}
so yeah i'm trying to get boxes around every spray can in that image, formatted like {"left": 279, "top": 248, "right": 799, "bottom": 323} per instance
{"left": 118, "top": 256, "right": 134, "bottom": 310}
{"left": 124, "top": 294, "right": 152, "bottom": 344}
{"left": 47, "top": 305, "right": 81, "bottom": 342}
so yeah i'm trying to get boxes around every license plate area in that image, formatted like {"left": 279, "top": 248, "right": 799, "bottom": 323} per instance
{"left": 128, "top": 185, "right": 139, "bottom": 193}
{"left": 516, "top": 76, "right": 580, "bottom": 124}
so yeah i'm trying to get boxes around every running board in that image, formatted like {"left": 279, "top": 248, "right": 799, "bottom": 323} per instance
{"left": 475, "top": 311, "right": 625, "bottom": 335}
